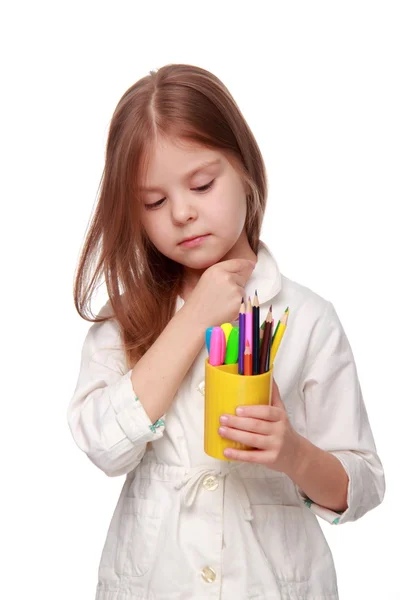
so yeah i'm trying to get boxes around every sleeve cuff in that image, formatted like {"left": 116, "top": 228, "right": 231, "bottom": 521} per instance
{"left": 108, "top": 369, "right": 166, "bottom": 444}
{"left": 295, "top": 485, "right": 344, "bottom": 525}
{"left": 295, "top": 450, "right": 359, "bottom": 525}
{"left": 296, "top": 448, "right": 385, "bottom": 525}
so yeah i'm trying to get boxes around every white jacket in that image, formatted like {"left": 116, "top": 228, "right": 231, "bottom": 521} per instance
{"left": 67, "top": 241, "right": 385, "bottom": 600}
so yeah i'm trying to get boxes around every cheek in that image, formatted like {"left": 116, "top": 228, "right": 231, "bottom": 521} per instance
{"left": 140, "top": 214, "right": 167, "bottom": 247}
{"left": 211, "top": 194, "right": 247, "bottom": 229}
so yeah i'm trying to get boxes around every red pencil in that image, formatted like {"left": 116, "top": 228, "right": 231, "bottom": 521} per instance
{"left": 244, "top": 339, "right": 252, "bottom": 376}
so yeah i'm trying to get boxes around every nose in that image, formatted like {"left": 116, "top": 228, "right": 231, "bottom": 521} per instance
{"left": 170, "top": 195, "right": 198, "bottom": 225}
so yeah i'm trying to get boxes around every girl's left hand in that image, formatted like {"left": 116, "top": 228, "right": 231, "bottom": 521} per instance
{"left": 218, "top": 379, "right": 302, "bottom": 475}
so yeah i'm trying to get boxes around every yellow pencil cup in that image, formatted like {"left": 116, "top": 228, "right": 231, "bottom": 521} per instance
{"left": 204, "top": 358, "right": 274, "bottom": 461}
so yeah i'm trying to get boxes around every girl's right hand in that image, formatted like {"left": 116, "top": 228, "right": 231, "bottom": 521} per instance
{"left": 182, "top": 258, "right": 256, "bottom": 329}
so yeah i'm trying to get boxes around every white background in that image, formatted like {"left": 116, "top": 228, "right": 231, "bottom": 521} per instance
{"left": 1, "top": 1, "right": 398, "bottom": 598}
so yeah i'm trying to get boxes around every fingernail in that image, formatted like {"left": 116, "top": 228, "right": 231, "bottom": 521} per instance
{"left": 236, "top": 407, "right": 244, "bottom": 415}
{"left": 219, "top": 415, "right": 229, "bottom": 424}
{"left": 218, "top": 427, "right": 226, "bottom": 435}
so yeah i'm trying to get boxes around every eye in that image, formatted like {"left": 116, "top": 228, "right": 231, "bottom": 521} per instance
{"left": 194, "top": 179, "right": 215, "bottom": 193}
{"left": 144, "top": 198, "right": 165, "bottom": 210}
{"left": 144, "top": 179, "right": 215, "bottom": 210}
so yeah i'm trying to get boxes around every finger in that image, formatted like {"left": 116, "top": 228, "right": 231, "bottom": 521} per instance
{"left": 219, "top": 415, "right": 272, "bottom": 435}
{"left": 234, "top": 405, "right": 282, "bottom": 421}
{"left": 218, "top": 426, "right": 268, "bottom": 450}
{"left": 223, "top": 447, "right": 266, "bottom": 463}
{"left": 232, "top": 273, "right": 247, "bottom": 290}
{"left": 271, "top": 381, "right": 286, "bottom": 409}
{"left": 222, "top": 258, "right": 256, "bottom": 275}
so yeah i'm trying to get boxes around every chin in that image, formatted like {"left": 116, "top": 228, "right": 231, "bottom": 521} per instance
{"left": 181, "top": 256, "right": 217, "bottom": 271}
{"left": 172, "top": 239, "right": 234, "bottom": 270}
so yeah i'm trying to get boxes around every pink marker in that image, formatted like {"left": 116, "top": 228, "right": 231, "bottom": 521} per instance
{"left": 209, "top": 327, "right": 226, "bottom": 366}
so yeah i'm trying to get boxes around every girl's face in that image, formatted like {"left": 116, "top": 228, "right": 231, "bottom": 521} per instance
{"left": 140, "top": 136, "right": 252, "bottom": 275}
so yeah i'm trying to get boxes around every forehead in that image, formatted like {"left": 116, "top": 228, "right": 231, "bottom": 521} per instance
{"left": 141, "top": 137, "right": 227, "bottom": 191}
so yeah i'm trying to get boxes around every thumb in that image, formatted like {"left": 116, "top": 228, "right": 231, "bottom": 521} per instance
{"left": 270, "top": 378, "right": 286, "bottom": 410}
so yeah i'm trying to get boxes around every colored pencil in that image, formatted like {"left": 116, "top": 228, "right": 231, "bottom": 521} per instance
{"left": 238, "top": 299, "right": 245, "bottom": 374}
{"left": 259, "top": 305, "right": 273, "bottom": 373}
{"left": 271, "top": 306, "right": 288, "bottom": 345}
{"left": 259, "top": 305, "right": 270, "bottom": 366}
{"left": 270, "top": 308, "right": 289, "bottom": 366}
{"left": 260, "top": 320, "right": 265, "bottom": 344}
{"left": 245, "top": 296, "right": 253, "bottom": 354}
{"left": 266, "top": 317, "right": 274, "bottom": 371}
{"left": 244, "top": 339, "right": 252, "bottom": 376}
{"left": 252, "top": 290, "right": 260, "bottom": 374}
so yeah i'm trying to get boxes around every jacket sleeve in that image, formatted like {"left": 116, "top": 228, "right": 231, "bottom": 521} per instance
{"left": 296, "top": 301, "right": 385, "bottom": 524}
{"left": 67, "top": 303, "right": 166, "bottom": 477}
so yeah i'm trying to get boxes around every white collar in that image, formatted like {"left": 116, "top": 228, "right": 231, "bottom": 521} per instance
{"left": 246, "top": 240, "right": 282, "bottom": 306}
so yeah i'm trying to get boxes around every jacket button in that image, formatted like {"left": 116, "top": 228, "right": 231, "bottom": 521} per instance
{"left": 202, "top": 475, "right": 219, "bottom": 491}
{"left": 201, "top": 566, "right": 216, "bottom": 583}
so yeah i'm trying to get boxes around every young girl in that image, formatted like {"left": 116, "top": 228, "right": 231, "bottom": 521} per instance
{"left": 67, "top": 64, "right": 385, "bottom": 600}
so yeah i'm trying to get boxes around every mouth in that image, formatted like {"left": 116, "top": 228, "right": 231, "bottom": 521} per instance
{"left": 178, "top": 234, "right": 210, "bottom": 247}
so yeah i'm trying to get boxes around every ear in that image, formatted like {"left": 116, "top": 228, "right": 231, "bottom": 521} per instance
{"left": 271, "top": 378, "right": 286, "bottom": 411}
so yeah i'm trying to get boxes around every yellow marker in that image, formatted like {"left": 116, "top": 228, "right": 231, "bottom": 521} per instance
{"left": 270, "top": 308, "right": 289, "bottom": 365}
{"left": 221, "top": 323, "right": 233, "bottom": 345}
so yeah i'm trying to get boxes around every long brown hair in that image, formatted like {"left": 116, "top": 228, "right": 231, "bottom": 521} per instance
{"left": 73, "top": 63, "right": 268, "bottom": 369}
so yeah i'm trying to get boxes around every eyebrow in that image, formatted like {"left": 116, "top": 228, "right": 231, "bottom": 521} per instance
{"left": 140, "top": 158, "right": 222, "bottom": 192}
